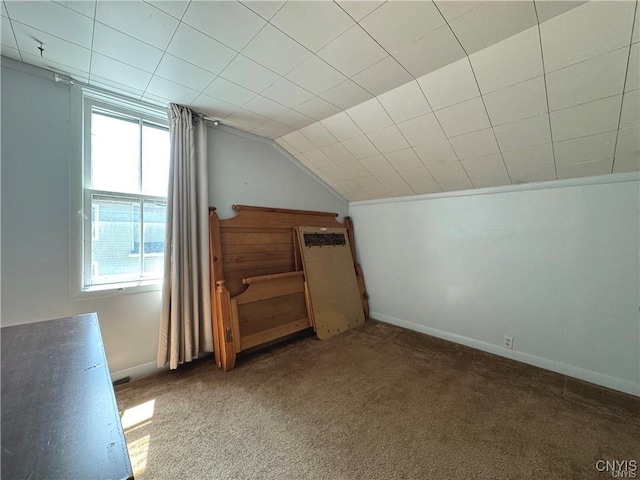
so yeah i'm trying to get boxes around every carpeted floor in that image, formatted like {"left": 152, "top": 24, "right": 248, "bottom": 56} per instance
{"left": 115, "top": 320, "right": 639, "bottom": 480}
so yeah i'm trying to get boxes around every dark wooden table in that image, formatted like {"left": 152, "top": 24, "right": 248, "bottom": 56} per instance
{"left": 1, "top": 313, "right": 133, "bottom": 480}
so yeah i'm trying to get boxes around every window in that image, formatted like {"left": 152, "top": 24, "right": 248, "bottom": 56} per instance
{"left": 82, "top": 93, "right": 169, "bottom": 291}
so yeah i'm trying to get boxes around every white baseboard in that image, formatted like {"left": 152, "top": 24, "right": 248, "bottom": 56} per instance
{"left": 371, "top": 311, "right": 640, "bottom": 397}
{"left": 110, "top": 361, "right": 165, "bottom": 382}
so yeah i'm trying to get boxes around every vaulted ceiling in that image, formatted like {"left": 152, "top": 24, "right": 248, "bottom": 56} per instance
{"left": 2, "top": 1, "right": 638, "bottom": 201}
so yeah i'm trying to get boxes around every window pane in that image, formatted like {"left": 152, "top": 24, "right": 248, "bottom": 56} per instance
{"left": 91, "top": 196, "right": 141, "bottom": 285}
{"left": 142, "top": 123, "right": 170, "bottom": 197}
{"left": 143, "top": 201, "right": 167, "bottom": 277}
{"left": 91, "top": 111, "right": 140, "bottom": 193}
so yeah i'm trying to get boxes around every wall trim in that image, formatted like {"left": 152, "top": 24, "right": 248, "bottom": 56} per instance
{"left": 350, "top": 172, "right": 640, "bottom": 208}
{"left": 111, "top": 361, "right": 165, "bottom": 382}
{"left": 371, "top": 311, "right": 640, "bottom": 397}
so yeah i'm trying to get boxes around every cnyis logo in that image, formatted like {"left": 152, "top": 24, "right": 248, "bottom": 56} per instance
{"left": 596, "top": 460, "right": 637, "bottom": 478}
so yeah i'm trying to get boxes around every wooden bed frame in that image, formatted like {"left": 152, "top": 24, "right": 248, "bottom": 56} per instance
{"left": 209, "top": 205, "right": 368, "bottom": 371}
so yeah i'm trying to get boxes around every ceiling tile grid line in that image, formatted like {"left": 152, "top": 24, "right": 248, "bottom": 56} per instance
{"left": 611, "top": 0, "right": 639, "bottom": 174}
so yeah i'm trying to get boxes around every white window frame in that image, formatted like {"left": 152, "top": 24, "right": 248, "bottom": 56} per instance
{"left": 77, "top": 90, "right": 169, "bottom": 297}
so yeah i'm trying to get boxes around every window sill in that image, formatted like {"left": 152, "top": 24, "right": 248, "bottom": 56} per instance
{"left": 73, "top": 279, "right": 162, "bottom": 301}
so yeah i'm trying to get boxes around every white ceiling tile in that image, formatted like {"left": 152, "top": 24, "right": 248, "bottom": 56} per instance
{"left": 320, "top": 165, "right": 349, "bottom": 182}
{"left": 556, "top": 159, "right": 613, "bottom": 180}
{"left": 413, "top": 139, "right": 458, "bottom": 166}
{"left": 6, "top": 1, "right": 93, "bottom": 47}
{"left": 1, "top": 45, "right": 21, "bottom": 62}
{"left": 146, "top": 75, "right": 199, "bottom": 105}
{"left": 612, "top": 153, "right": 639, "bottom": 173}
{"left": 633, "top": 6, "right": 640, "bottom": 44}
{"left": 155, "top": 53, "right": 216, "bottom": 91}
{"left": 262, "top": 77, "right": 314, "bottom": 108}
{"left": 470, "top": 173, "right": 512, "bottom": 189}
{"left": 418, "top": 57, "right": 479, "bottom": 111}
{"left": 240, "top": 1, "right": 285, "bottom": 21}
{"left": 303, "top": 149, "right": 334, "bottom": 168}
{"left": 534, "top": 1, "right": 587, "bottom": 23}
{"left": 366, "top": 125, "right": 409, "bottom": 154}
{"left": 275, "top": 137, "right": 297, "bottom": 153}
{"left": 190, "top": 94, "right": 238, "bottom": 119}
{"left": 1, "top": 16, "right": 17, "bottom": 49}
{"left": 470, "top": 26, "right": 543, "bottom": 94}
{"left": 182, "top": 1, "right": 265, "bottom": 51}
{"left": 448, "top": 1, "right": 537, "bottom": 55}
{"left": 92, "top": 22, "right": 163, "bottom": 73}
{"left": 359, "top": 154, "right": 394, "bottom": 175}
{"left": 347, "top": 98, "right": 393, "bottom": 133}
{"left": 509, "top": 167, "right": 557, "bottom": 184}
{"left": 167, "top": 23, "right": 237, "bottom": 75}
{"left": 294, "top": 96, "right": 341, "bottom": 120}
{"left": 225, "top": 109, "right": 268, "bottom": 129}
{"left": 333, "top": 178, "right": 362, "bottom": 193}
{"left": 626, "top": 43, "right": 639, "bottom": 92}
{"left": 255, "top": 120, "right": 293, "bottom": 138}
{"left": 615, "top": 127, "right": 640, "bottom": 159}
{"left": 242, "top": 24, "right": 310, "bottom": 76}
{"left": 550, "top": 95, "right": 622, "bottom": 141}
{"left": 399, "top": 167, "right": 440, "bottom": 194}
{"left": 321, "top": 142, "right": 356, "bottom": 165}
{"left": 385, "top": 148, "right": 423, "bottom": 171}
{"left": 22, "top": 51, "right": 89, "bottom": 81}
{"left": 351, "top": 56, "right": 413, "bottom": 96}
{"left": 359, "top": 0, "right": 445, "bottom": 53}
{"left": 343, "top": 135, "right": 379, "bottom": 159}
{"left": 434, "top": 1, "right": 480, "bottom": 22}
{"left": 91, "top": 74, "right": 144, "bottom": 98}
{"left": 378, "top": 81, "right": 431, "bottom": 124}
{"left": 396, "top": 113, "right": 447, "bottom": 147}
{"left": 1, "top": 1, "right": 7, "bottom": 17}
{"left": 219, "top": 55, "right": 280, "bottom": 93}
{"left": 145, "top": 1, "right": 189, "bottom": 19}
{"left": 336, "top": 1, "right": 384, "bottom": 22}
{"left": 483, "top": 76, "right": 548, "bottom": 126}
{"left": 96, "top": 0, "right": 179, "bottom": 49}
{"left": 554, "top": 131, "right": 617, "bottom": 169}
{"left": 546, "top": 47, "right": 629, "bottom": 112}
{"left": 385, "top": 184, "right": 416, "bottom": 197}
{"left": 540, "top": 1, "right": 636, "bottom": 72}
{"left": 428, "top": 162, "right": 469, "bottom": 183}
{"left": 286, "top": 55, "right": 346, "bottom": 95}
{"left": 620, "top": 90, "right": 640, "bottom": 129}
{"left": 340, "top": 160, "right": 370, "bottom": 178}
{"left": 282, "top": 131, "right": 315, "bottom": 153}
{"left": 204, "top": 77, "right": 256, "bottom": 107}
{"left": 300, "top": 123, "right": 338, "bottom": 148}
{"left": 274, "top": 109, "right": 315, "bottom": 129}
{"left": 461, "top": 153, "right": 507, "bottom": 178}
{"left": 319, "top": 79, "right": 373, "bottom": 110}
{"left": 493, "top": 114, "right": 552, "bottom": 153}
{"left": 393, "top": 24, "right": 466, "bottom": 78}
{"left": 376, "top": 170, "right": 409, "bottom": 189}
{"left": 321, "top": 112, "right": 363, "bottom": 142}
{"left": 354, "top": 175, "right": 384, "bottom": 190}
{"left": 270, "top": 1, "right": 353, "bottom": 52}
{"left": 243, "top": 95, "right": 289, "bottom": 118}
{"left": 316, "top": 25, "right": 388, "bottom": 77}
{"left": 449, "top": 128, "right": 500, "bottom": 160}
{"left": 438, "top": 177, "right": 474, "bottom": 192}
{"left": 91, "top": 52, "right": 152, "bottom": 90}
{"left": 56, "top": 1, "right": 96, "bottom": 18}
{"left": 435, "top": 97, "right": 491, "bottom": 137}
{"left": 502, "top": 143, "right": 555, "bottom": 173}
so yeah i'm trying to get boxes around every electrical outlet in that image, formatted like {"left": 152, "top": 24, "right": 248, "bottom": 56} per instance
{"left": 504, "top": 335, "right": 514, "bottom": 350}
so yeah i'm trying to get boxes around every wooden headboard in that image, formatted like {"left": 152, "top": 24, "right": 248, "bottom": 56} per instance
{"left": 209, "top": 205, "right": 368, "bottom": 371}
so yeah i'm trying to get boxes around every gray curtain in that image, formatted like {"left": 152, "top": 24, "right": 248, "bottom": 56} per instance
{"left": 157, "top": 104, "right": 212, "bottom": 369}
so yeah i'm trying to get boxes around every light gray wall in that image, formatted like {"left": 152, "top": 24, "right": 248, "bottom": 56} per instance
{"left": 349, "top": 177, "right": 640, "bottom": 395}
{"left": 208, "top": 126, "right": 348, "bottom": 220}
{"left": 0, "top": 60, "right": 347, "bottom": 378}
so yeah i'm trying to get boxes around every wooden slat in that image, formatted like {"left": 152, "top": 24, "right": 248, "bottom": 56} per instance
{"left": 221, "top": 226, "right": 293, "bottom": 235}
{"left": 221, "top": 232, "right": 293, "bottom": 246}
{"left": 223, "top": 257, "right": 293, "bottom": 274}
{"left": 230, "top": 299, "right": 241, "bottom": 353}
{"left": 220, "top": 210, "right": 344, "bottom": 230}
{"left": 237, "top": 293, "right": 307, "bottom": 336}
{"left": 224, "top": 250, "right": 292, "bottom": 263}
{"left": 232, "top": 204, "right": 338, "bottom": 217}
{"left": 240, "top": 318, "right": 311, "bottom": 351}
{"left": 222, "top": 243, "right": 292, "bottom": 255}
{"left": 235, "top": 274, "right": 305, "bottom": 305}
{"left": 242, "top": 271, "right": 304, "bottom": 285}
{"left": 225, "top": 265, "right": 294, "bottom": 296}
